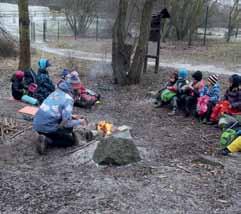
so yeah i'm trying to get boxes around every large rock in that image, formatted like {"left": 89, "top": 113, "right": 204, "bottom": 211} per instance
{"left": 93, "top": 131, "right": 141, "bottom": 165}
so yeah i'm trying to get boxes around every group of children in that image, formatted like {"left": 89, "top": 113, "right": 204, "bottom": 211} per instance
{"left": 155, "top": 68, "right": 241, "bottom": 155}
{"left": 11, "top": 59, "right": 54, "bottom": 105}
{"left": 11, "top": 58, "right": 100, "bottom": 108}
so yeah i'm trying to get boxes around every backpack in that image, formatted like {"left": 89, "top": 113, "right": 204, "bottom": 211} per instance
{"left": 74, "top": 88, "right": 100, "bottom": 109}
{"left": 218, "top": 114, "right": 239, "bottom": 130}
{"left": 161, "top": 89, "right": 176, "bottom": 102}
{"left": 197, "top": 95, "right": 210, "bottom": 116}
{"left": 220, "top": 129, "right": 238, "bottom": 148}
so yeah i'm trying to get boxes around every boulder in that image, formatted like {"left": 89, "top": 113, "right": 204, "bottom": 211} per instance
{"left": 93, "top": 131, "right": 141, "bottom": 166}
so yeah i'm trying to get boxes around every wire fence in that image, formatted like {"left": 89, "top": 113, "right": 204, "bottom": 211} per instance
{"left": 30, "top": 17, "right": 113, "bottom": 42}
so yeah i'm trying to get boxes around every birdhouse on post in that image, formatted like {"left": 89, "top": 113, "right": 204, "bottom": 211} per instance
{"left": 144, "top": 8, "right": 170, "bottom": 73}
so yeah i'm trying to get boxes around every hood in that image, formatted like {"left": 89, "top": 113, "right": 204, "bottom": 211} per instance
{"left": 230, "top": 74, "right": 241, "bottom": 89}
{"left": 178, "top": 68, "right": 188, "bottom": 79}
{"left": 57, "top": 80, "right": 73, "bottom": 94}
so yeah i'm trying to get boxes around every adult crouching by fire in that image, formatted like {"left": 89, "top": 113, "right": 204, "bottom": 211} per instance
{"left": 33, "top": 76, "right": 87, "bottom": 155}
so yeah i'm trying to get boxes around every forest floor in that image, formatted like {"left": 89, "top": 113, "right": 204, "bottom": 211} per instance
{"left": 0, "top": 53, "right": 241, "bottom": 213}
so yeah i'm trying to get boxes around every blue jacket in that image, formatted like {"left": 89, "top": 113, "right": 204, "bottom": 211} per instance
{"left": 200, "top": 83, "right": 221, "bottom": 104}
{"left": 35, "top": 69, "right": 55, "bottom": 104}
{"left": 33, "top": 81, "right": 80, "bottom": 133}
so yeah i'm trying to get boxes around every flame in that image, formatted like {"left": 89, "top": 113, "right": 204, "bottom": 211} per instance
{"left": 97, "top": 121, "right": 113, "bottom": 136}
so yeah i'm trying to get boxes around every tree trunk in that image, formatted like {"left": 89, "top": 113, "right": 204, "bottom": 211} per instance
{"left": 203, "top": 5, "right": 209, "bottom": 46}
{"left": 112, "top": 0, "right": 130, "bottom": 85}
{"left": 227, "top": 9, "right": 232, "bottom": 42}
{"left": 18, "top": 0, "right": 31, "bottom": 71}
{"left": 128, "top": 0, "right": 155, "bottom": 84}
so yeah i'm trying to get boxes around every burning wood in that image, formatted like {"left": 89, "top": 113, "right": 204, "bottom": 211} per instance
{"left": 96, "top": 121, "right": 113, "bottom": 136}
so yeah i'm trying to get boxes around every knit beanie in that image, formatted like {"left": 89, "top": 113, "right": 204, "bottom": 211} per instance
{"left": 192, "top": 70, "right": 202, "bottom": 81}
{"left": 66, "top": 73, "right": 80, "bottom": 84}
{"left": 208, "top": 74, "right": 218, "bottom": 85}
{"left": 15, "top": 70, "right": 24, "bottom": 80}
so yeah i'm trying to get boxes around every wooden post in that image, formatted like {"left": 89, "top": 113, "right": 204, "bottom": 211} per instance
{"left": 144, "top": 9, "right": 170, "bottom": 73}
{"left": 31, "top": 22, "right": 35, "bottom": 42}
{"left": 96, "top": 15, "right": 99, "bottom": 41}
{"left": 57, "top": 21, "right": 60, "bottom": 40}
{"left": 203, "top": 5, "right": 209, "bottom": 46}
{"left": 43, "top": 20, "right": 47, "bottom": 42}
{"left": 155, "top": 33, "right": 161, "bottom": 73}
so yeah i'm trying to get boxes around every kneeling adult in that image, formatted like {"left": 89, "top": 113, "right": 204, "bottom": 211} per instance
{"left": 33, "top": 79, "right": 86, "bottom": 155}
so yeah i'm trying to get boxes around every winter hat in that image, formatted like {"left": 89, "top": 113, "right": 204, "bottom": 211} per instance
{"left": 178, "top": 68, "right": 188, "bottom": 79}
{"left": 38, "top": 58, "right": 51, "bottom": 70}
{"left": 60, "top": 68, "right": 70, "bottom": 79}
{"left": 192, "top": 70, "right": 202, "bottom": 81}
{"left": 66, "top": 72, "right": 81, "bottom": 85}
{"left": 229, "top": 74, "right": 241, "bottom": 88}
{"left": 71, "top": 70, "right": 79, "bottom": 77}
{"left": 208, "top": 74, "right": 218, "bottom": 85}
{"left": 15, "top": 70, "right": 24, "bottom": 80}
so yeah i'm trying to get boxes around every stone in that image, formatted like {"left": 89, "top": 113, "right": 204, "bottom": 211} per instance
{"left": 93, "top": 132, "right": 141, "bottom": 166}
{"left": 112, "top": 130, "right": 132, "bottom": 140}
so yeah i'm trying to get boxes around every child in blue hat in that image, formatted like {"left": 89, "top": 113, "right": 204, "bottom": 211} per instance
{"left": 168, "top": 68, "right": 189, "bottom": 116}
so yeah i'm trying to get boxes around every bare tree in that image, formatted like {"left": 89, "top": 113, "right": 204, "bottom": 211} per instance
{"left": 63, "top": 0, "right": 97, "bottom": 37}
{"left": 18, "top": 0, "right": 31, "bottom": 70}
{"left": 226, "top": 0, "right": 240, "bottom": 42}
{"left": 112, "top": 0, "right": 156, "bottom": 85}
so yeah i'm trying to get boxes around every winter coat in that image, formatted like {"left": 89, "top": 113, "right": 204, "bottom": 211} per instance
{"left": 33, "top": 81, "right": 80, "bottom": 133}
{"left": 24, "top": 69, "right": 37, "bottom": 86}
{"left": 175, "top": 79, "right": 189, "bottom": 95}
{"left": 224, "top": 87, "right": 241, "bottom": 110}
{"left": 183, "top": 80, "right": 205, "bottom": 97}
{"left": 35, "top": 69, "right": 55, "bottom": 104}
{"left": 11, "top": 76, "right": 25, "bottom": 100}
{"left": 200, "top": 83, "right": 221, "bottom": 104}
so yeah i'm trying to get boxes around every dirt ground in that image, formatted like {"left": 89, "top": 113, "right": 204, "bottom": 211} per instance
{"left": 0, "top": 57, "right": 241, "bottom": 214}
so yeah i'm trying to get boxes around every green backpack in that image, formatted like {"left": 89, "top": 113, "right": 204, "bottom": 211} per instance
{"left": 220, "top": 129, "right": 237, "bottom": 148}
{"left": 161, "top": 89, "right": 176, "bottom": 102}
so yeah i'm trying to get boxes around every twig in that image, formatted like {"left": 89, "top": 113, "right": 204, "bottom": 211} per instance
{"left": 10, "top": 125, "right": 32, "bottom": 140}
{"left": 64, "top": 141, "right": 97, "bottom": 156}
{"left": 175, "top": 164, "right": 191, "bottom": 173}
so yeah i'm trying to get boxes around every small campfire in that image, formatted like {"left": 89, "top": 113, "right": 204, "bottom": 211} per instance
{"left": 96, "top": 121, "right": 113, "bottom": 136}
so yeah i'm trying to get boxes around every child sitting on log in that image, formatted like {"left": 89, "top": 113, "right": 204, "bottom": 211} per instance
{"left": 66, "top": 71, "right": 100, "bottom": 109}
{"left": 198, "top": 74, "right": 220, "bottom": 124}
{"left": 11, "top": 70, "right": 25, "bottom": 100}
{"left": 35, "top": 58, "right": 55, "bottom": 104}
{"left": 154, "top": 70, "right": 178, "bottom": 108}
{"left": 181, "top": 70, "right": 205, "bottom": 117}
{"left": 166, "top": 68, "right": 189, "bottom": 116}
{"left": 210, "top": 74, "right": 241, "bottom": 123}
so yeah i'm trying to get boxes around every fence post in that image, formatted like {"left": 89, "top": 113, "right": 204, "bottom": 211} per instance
{"left": 203, "top": 5, "right": 209, "bottom": 46}
{"left": 31, "top": 22, "right": 35, "bottom": 42}
{"left": 57, "top": 21, "right": 60, "bottom": 41}
{"left": 74, "top": 23, "right": 77, "bottom": 40}
{"left": 96, "top": 15, "right": 99, "bottom": 41}
{"left": 43, "top": 20, "right": 47, "bottom": 42}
